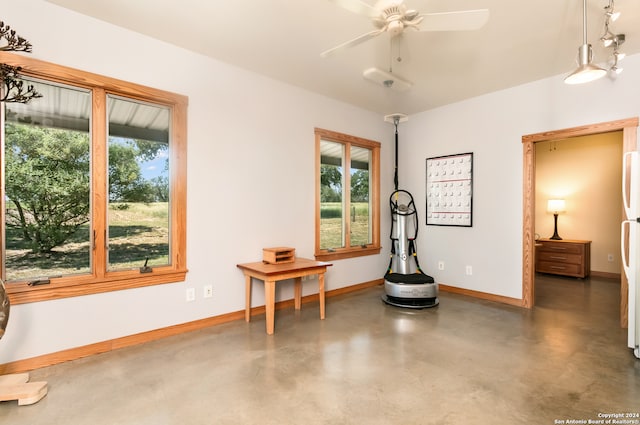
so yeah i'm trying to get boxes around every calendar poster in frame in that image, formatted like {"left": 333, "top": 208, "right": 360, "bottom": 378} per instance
{"left": 426, "top": 152, "right": 473, "bottom": 227}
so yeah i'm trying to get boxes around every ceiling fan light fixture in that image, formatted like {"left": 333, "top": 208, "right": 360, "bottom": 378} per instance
{"left": 321, "top": 0, "right": 490, "bottom": 58}
{"left": 387, "top": 19, "right": 404, "bottom": 35}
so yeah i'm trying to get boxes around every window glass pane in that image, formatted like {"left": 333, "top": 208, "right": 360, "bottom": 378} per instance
{"left": 350, "top": 145, "right": 371, "bottom": 247}
{"left": 3, "top": 79, "right": 91, "bottom": 281}
{"left": 107, "top": 96, "right": 170, "bottom": 271}
{"left": 319, "top": 140, "right": 344, "bottom": 250}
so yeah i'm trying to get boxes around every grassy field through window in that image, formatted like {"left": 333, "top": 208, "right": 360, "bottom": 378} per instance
{"left": 320, "top": 202, "right": 369, "bottom": 249}
{"left": 5, "top": 202, "right": 169, "bottom": 281}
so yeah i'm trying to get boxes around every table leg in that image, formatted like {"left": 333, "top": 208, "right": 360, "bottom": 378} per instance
{"left": 294, "top": 277, "right": 302, "bottom": 310}
{"left": 318, "top": 272, "right": 326, "bottom": 320}
{"left": 265, "top": 280, "right": 276, "bottom": 335}
{"left": 245, "top": 274, "right": 251, "bottom": 322}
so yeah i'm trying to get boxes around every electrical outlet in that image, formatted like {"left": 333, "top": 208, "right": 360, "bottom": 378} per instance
{"left": 607, "top": 253, "right": 614, "bottom": 262}
{"left": 203, "top": 285, "right": 213, "bottom": 298}
{"left": 186, "top": 287, "right": 195, "bottom": 302}
{"left": 465, "top": 265, "right": 473, "bottom": 275}
{"left": 438, "top": 261, "right": 445, "bottom": 270}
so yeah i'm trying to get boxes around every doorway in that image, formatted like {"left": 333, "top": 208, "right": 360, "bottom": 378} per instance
{"left": 521, "top": 117, "right": 638, "bottom": 328}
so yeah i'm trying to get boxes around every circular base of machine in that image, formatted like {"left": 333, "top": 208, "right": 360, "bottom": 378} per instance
{"left": 381, "top": 294, "right": 439, "bottom": 309}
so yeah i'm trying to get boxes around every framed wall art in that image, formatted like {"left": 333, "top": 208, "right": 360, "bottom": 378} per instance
{"left": 426, "top": 152, "right": 473, "bottom": 227}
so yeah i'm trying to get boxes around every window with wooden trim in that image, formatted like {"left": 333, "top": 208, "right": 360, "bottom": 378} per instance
{"left": 315, "top": 128, "right": 380, "bottom": 261}
{"left": 0, "top": 52, "right": 188, "bottom": 304}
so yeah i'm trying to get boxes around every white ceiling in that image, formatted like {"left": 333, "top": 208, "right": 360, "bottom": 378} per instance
{"left": 45, "top": 0, "right": 640, "bottom": 115}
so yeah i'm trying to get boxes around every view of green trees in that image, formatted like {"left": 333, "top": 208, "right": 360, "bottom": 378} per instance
{"left": 4, "top": 123, "right": 91, "bottom": 254}
{"left": 320, "top": 164, "right": 369, "bottom": 203}
{"left": 4, "top": 122, "right": 168, "bottom": 255}
{"left": 319, "top": 164, "right": 370, "bottom": 249}
{"left": 3, "top": 122, "right": 170, "bottom": 282}
{"left": 108, "top": 138, "right": 169, "bottom": 203}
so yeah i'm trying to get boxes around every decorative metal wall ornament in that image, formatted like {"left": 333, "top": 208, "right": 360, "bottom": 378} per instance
{"left": 0, "top": 278, "right": 8, "bottom": 340}
{"left": 1, "top": 63, "right": 41, "bottom": 103}
{"left": 0, "top": 22, "right": 49, "bottom": 408}
{"left": 0, "top": 20, "right": 41, "bottom": 104}
{"left": 0, "top": 21, "right": 32, "bottom": 52}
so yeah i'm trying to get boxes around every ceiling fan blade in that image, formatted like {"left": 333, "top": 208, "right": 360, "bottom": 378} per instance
{"left": 320, "top": 29, "right": 386, "bottom": 58}
{"left": 328, "top": 0, "right": 378, "bottom": 17}
{"left": 417, "top": 9, "right": 489, "bottom": 31}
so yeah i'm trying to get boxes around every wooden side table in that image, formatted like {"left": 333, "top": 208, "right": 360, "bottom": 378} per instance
{"left": 535, "top": 238, "right": 591, "bottom": 278}
{"left": 236, "top": 258, "right": 332, "bottom": 334}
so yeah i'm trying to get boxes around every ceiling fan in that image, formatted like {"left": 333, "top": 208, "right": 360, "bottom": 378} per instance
{"left": 321, "top": 0, "right": 490, "bottom": 57}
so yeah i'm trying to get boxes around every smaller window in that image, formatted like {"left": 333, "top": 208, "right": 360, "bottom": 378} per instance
{"left": 107, "top": 95, "right": 171, "bottom": 272}
{"left": 315, "top": 128, "right": 380, "bottom": 261}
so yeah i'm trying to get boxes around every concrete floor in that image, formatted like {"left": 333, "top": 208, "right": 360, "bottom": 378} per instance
{"left": 1, "top": 275, "right": 638, "bottom": 424}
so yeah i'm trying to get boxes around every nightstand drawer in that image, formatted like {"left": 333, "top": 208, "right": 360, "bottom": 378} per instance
{"left": 537, "top": 261, "right": 582, "bottom": 276}
{"left": 537, "top": 242, "right": 584, "bottom": 255}
{"left": 537, "top": 251, "right": 582, "bottom": 265}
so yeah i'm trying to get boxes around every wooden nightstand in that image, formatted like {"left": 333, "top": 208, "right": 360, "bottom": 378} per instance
{"left": 535, "top": 238, "right": 591, "bottom": 278}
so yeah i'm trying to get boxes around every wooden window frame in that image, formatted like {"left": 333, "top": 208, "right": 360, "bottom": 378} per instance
{"left": 314, "top": 128, "right": 381, "bottom": 261}
{"left": 0, "top": 52, "right": 188, "bottom": 305}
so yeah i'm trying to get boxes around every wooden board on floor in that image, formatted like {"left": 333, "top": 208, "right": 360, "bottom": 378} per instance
{"left": 0, "top": 373, "right": 48, "bottom": 405}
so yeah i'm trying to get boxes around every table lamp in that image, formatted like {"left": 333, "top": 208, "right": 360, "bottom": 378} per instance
{"left": 547, "top": 199, "right": 566, "bottom": 240}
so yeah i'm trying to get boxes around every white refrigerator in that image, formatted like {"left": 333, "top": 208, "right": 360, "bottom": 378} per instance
{"left": 621, "top": 151, "right": 640, "bottom": 359}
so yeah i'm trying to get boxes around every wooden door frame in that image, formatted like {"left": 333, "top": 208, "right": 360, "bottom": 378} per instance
{"left": 521, "top": 117, "right": 638, "bottom": 327}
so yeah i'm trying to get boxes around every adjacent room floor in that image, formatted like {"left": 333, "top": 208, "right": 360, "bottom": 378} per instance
{"left": 1, "top": 275, "right": 638, "bottom": 424}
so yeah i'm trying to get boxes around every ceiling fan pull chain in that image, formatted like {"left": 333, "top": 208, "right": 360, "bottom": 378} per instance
{"left": 388, "top": 36, "right": 393, "bottom": 73}
{"left": 388, "top": 36, "right": 402, "bottom": 74}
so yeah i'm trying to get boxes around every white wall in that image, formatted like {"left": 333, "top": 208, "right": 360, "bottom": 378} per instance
{"left": 3, "top": 0, "right": 640, "bottom": 365}
{"left": 0, "top": 0, "right": 393, "bottom": 364}
{"left": 400, "top": 56, "right": 640, "bottom": 300}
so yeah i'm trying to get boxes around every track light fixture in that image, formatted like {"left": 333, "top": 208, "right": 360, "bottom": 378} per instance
{"left": 600, "top": 0, "right": 626, "bottom": 76}
{"left": 564, "top": 0, "right": 606, "bottom": 85}
{"left": 600, "top": 20, "right": 615, "bottom": 47}
{"left": 604, "top": 0, "right": 620, "bottom": 22}
{"left": 609, "top": 34, "right": 625, "bottom": 75}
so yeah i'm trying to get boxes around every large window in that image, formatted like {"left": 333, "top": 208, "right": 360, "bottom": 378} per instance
{"left": 1, "top": 52, "right": 187, "bottom": 304}
{"left": 315, "top": 128, "right": 380, "bottom": 260}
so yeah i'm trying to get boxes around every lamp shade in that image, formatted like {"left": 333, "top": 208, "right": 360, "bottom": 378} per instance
{"left": 547, "top": 199, "right": 566, "bottom": 214}
{"left": 564, "top": 45, "right": 607, "bottom": 84}
{"left": 564, "top": 0, "right": 607, "bottom": 85}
